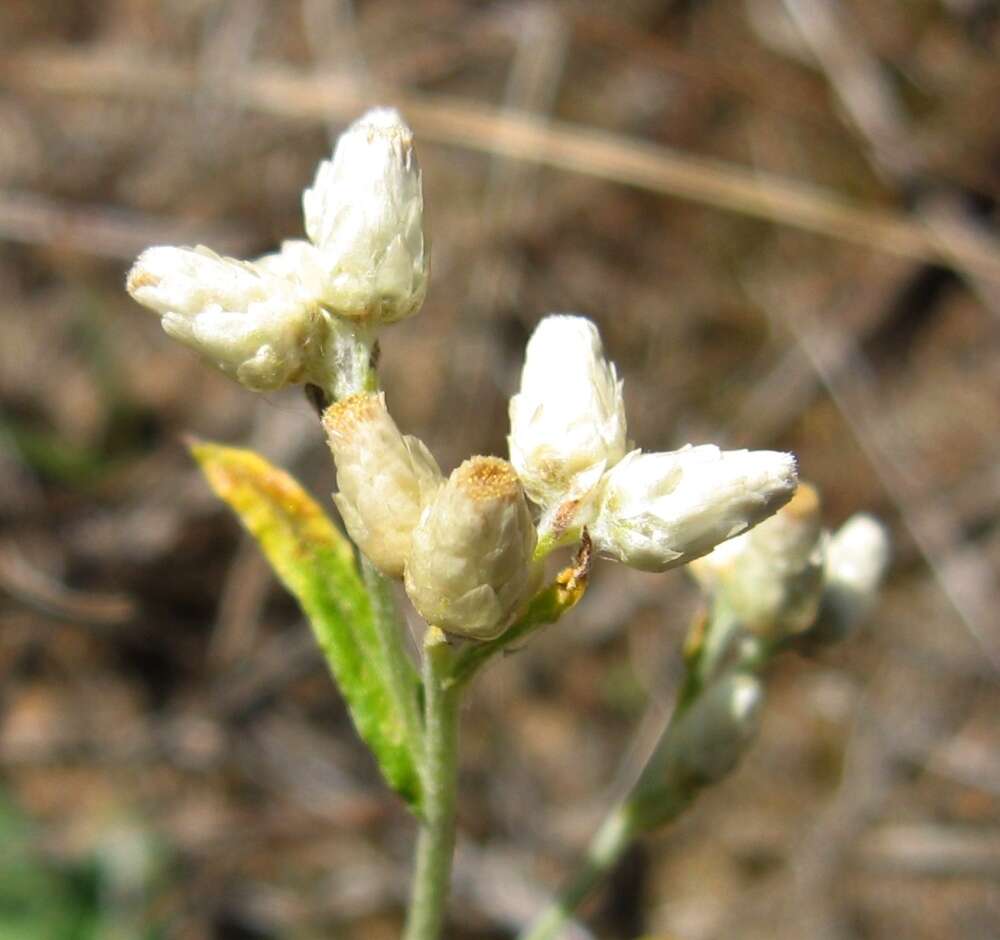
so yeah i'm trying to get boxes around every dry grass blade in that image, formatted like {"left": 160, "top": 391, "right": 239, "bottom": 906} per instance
{"left": 4, "top": 47, "right": 1000, "bottom": 280}
{"left": 0, "top": 189, "right": 255, "bottom": 259}
{"left": 0, "top": 539, "right": 136, "bottom": 626}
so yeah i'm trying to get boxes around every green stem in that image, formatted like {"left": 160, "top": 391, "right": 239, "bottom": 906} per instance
{"left": 520, "top": 598, "right": 761, "bottom": 939}
{"left": 518, "top": 806, "right": 637, "bottom": 940}
{"left": 319, "top": 317, "right": 379, "bottom": 402}
{"left": 403, "top": 630, "right": 461, "bottom": 940}
{"left": 695, "top": 598, "right": 741, "bottom": 689}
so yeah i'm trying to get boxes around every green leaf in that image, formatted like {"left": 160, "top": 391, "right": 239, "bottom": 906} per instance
{"left": 191, "top": 441, "right": 424, "bottom": 811}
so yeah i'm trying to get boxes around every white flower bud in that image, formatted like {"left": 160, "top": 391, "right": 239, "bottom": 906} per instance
{"left": 811, "top": 513, "right": 891, "bottom": 643}
{"left": 665, "top": 674, "right": 764, "bottom": 785}
{"left": 691, "top": 483, "right": 827, "bottom": 637}
{"left": 128, "top": 108, "right": 429, "bottom": 397}
{"left": 303, "top": 108, "right": 427, "bottom": 324}
{"left": 508, "top": 315, "right": 627, "bottom": 507}
{"left": 126, "top": 245, "right": 318, "bottom": 392}
{"left": 404, "top": 456, "right": 538, "bottom": 640}
{"left": 589, "top": 446, "right": 798, "bottom": 573}
{"left": 323, "top": 392, "right": 442, "bottom": 578}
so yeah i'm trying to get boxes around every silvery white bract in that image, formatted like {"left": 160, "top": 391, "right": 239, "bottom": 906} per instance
{"left": 404, "top": 457, "right": 538, "bottom": 640}
{"left": 589, "top": 446, "right": 798, "bottom": 573}
{"left": 127, "top": 108, "right": 426, "bottom": 394}
{"left": 508, "top": 315, "right": 627, "bottom": 507}
{"left": 303, "top": 108, "right": 427, "bottom": 324}
{"left": 126, "top": 244, "right": 323, "bottom": 391}
{"left": 323, "top": 392, "right": 443, "bottom": 578}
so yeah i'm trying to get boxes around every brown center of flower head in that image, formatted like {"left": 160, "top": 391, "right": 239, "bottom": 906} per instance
{"left": 322, "top": 392, "right": 381, "bottom": 442}
{"left": 456, "top": 456, "right": 519, "bottom": 502}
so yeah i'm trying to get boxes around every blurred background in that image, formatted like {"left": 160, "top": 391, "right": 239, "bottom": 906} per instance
{"left": 1, "top": 1, "right": 998, "bottom": 938}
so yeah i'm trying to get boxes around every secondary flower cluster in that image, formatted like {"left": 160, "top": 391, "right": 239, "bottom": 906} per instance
{"left": 690, "top": 482, "right": 891, "bottom": 643}
{"left": 127, "top": 108, "right": 427, "bottom": 398}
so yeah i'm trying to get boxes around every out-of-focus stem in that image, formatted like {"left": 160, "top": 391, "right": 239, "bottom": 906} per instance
{"left": 518, "top": 806, "right": 637, "bottom": 940}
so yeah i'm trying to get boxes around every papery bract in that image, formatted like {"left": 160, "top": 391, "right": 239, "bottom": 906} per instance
{"left": 303, "top": 107, "right": 427, "bottom": 324}
{"left": 508, "top": 315, "right": 627, "bottom": 508}
{"left": 127, "top": 245, "right": 320, "bottom": 392}
{"left": 405, "top": 457, "right": 538, "bottom": 639}
{"left": 324, "top": 392, "right": 443, "bottom": 578}
{"left": 590, "top": 446, "right": 798, "bottom": 572}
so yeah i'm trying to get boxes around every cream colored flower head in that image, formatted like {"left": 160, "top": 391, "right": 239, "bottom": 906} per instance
{"left": 303, "top": 107, "right": 427, "bottom": 323}
{"left": 690, "top": 482, "right": 827, "bottom": 636}
{"left": 810, "top": 512, "right": 891, "bottom": 643}
{"left": 509, "top": 315, "right": 627, "bottom": 507}
{"left": 509, "top": 316, "right": 799, "bottom": 565}
{"left": 126, "top": 245, "right": 324, "bottom": 391}
{"left": 127, "top": 108, "right": 426, "bottom": 394}
{"left": 589, "top": 446, "right": 799, "bottom": 573}
{"left": 405, "top": 456, "right": 538, "bottom": 640}
{"left": 323, "top": 392, "right": 443, "bottom": 578}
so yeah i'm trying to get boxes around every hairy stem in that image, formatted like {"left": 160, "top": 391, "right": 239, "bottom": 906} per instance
{"left": 403, "top": 630, "right": 461, "bottom": 940}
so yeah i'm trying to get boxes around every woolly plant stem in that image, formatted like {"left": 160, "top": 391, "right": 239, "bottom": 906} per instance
{"left": 403, "top": 630, "right": 461, "bottom": 940}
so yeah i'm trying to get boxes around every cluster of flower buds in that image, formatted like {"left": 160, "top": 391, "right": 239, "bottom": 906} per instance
{"left": 691, "top": 484, "right": 891, "bottom": 643}
{"left": 127, "top": 108, "right": 427, "bottom": 398}
{"left": 509, "top": 315, "right": 799, "bottom": 572}
{"left": 319, "top": 312, "right": 802, "bottom": 641}
{"left": 323, "top": 393, "right": 537, "bottom": 640}
{"left": 320, "top": 312, "right": 805, "bottom": 640}
{"left": 129, "top": 104, "right": 816, "bottom": 644}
